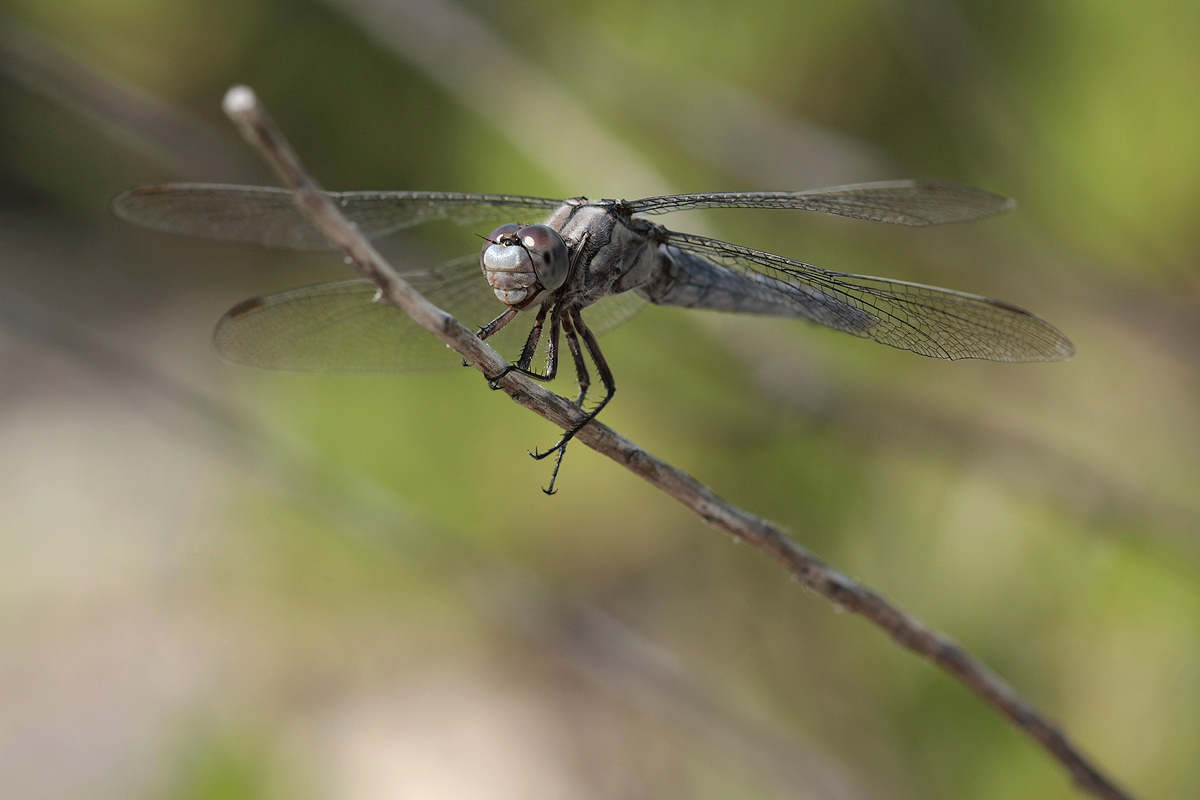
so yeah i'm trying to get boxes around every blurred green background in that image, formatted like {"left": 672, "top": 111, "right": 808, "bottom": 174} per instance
{"left": 0, "top": 1, "right": 1197, "bottom": 799}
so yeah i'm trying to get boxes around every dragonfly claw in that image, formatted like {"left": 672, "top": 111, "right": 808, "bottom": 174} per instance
{"left": 537, "top": 435, "right": 571, "bottom": 495}
{"left": 485, "top": 364, "right": 515, "bottom": 390}
{"left": 529, "top": 438, "right": 568, "bottom": 461}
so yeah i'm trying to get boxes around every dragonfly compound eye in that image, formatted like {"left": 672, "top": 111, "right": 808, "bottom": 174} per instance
{"left": 481, "top": 223, "right": 521, "bottom": 259}
{"left": 517, "top": 224, "right": 570, "bottom": 292}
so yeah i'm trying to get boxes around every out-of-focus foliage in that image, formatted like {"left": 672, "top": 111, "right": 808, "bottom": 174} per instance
{"left": 1, "top": 1, "right": 1197, "bottom": 799}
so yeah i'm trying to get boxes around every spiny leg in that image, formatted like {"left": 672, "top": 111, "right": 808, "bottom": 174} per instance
{"left": 487, "top": 303, "right": 547, "bottom": 387}
{"left": 481, "top": 303, "right": 562, "bottom": 387}
{"left": 540, "top": 312, "right": 593, "bottom": 495}
{"left": 527, "top": 305, "right": 561, "bottom": 381}
{"left": 494, "top": 304, "right": 561, "bottom": 385}
{"left": 477, "top": 307, "right": 519, "bottom": 342}
{"left": 563, "top": 313, "right": 591, "bottom": 407}
{"left": 468, "top": 307, "right": 518, "bottom": 378}
{"left": 531, "top": 306, "right": 616, "bottom": 462}
{"left": 575, "top": 306, "right": 616, "bottom": 425}
{"left": 515, "top": 302, "right": 551, "bottom": 372}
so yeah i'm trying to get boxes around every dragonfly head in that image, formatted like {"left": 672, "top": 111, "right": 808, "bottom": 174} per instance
{"left": 481, "top": 223, "right": 569, "bottom": 308}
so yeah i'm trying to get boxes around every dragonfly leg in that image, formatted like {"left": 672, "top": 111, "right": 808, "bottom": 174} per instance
{"left": 531, "top": 307, "right": 616, "bottom": 476}
{"left": 572, "top": 307, "right": 616, "bottom": 427}
{"left": 487, "top": 304, "right": 561, "bottom": 388}
{"left": 539, "top": 313, "right": 592, "bottom": 494}
{"left": 523, "top": 305, "right": 560, "bottom": 380}
{"left": 470, "top": 307, "right": 518, "bottom": 376}
{"left": 477, "top": 307, "right": 519, "bottom": 342}
{"left": 563, "top": 313, "right": 591, "bottom": 407}
{"left": 515, "top": 303, "right": 552, "bottom": 372}
{"left": 480, "top": 303, "right": 562, "bottom": 387}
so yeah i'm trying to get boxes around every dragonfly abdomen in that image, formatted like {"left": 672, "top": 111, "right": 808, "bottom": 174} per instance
{"left": 643, "top": 245, "right": 877, "bottom": 333}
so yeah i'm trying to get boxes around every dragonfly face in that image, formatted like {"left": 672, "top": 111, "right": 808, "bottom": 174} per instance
{"left": 481, "top": 223, "right": 570, "bottom": 309}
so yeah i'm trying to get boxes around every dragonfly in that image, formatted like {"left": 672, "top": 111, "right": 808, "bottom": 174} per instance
{"left": 113, "top": 179, "right": 1074, "bottom": 493}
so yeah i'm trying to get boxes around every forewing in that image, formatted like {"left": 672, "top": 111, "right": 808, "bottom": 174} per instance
{"left": 667, "top": 231, "right": 1074, "bottom": 362}
{"left": 215, "top": 256, "right": 530, "bottom": 371}
{"left": 630, "top": 180, "right": 1013, "bottom": 226}
{"left": 579, "top": 290, "right": 648, "bottom": 336}
{"left": 114, "top": 184, "right": 564, "bottom": 249}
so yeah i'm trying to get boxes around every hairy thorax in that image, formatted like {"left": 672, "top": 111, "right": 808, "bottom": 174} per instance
{"left": 543, "top": 200, "right": 665, "bottom": 309}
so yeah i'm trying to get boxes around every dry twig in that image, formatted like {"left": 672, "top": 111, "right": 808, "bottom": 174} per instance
{"left": 222, "top": 84, "right": 1135, "bottom": 800}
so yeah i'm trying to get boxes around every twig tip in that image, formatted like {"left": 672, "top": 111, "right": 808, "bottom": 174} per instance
{"left": 222, "top": 85, "right": 256, "bottom": 116}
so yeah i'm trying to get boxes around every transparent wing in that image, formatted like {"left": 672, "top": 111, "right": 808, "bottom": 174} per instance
{"left": 217, "top": 257, "right": 504, "bottom": 371}
{"left": 113, "top": 183, "right": 565, "bottom": 249}
{"left": 629, "top": 180, "right": 1013, "bottom": 226}
{"left": 214, "top": 257, "right": 645, "bottom": 373}
{"left": 666, "top": 231, "right": 1074, "bottom": 362}
{"left": 579, "top": 290, "right": 648, "bottom": 336}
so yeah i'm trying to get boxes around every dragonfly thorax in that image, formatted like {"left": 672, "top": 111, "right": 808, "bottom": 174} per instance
{"left": 481, "top": 223, "right": 569, "bottom": 309}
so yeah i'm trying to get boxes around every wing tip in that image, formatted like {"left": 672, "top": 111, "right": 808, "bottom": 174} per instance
{"left": 1044, "top": 334, "right": 1076, "bottom": 361}
{"left": 223, "top": 296, "right": 268, "bottom": 320}
{"left": 213, "top": 295, "right": 288, "bottom": 370}
{"left": 110, "top": 185, "right": 168, "bottom": 221}
{"left": 983, "top": 298, "right": 1076, "bottom": 362}
{"left": 111, "top": 183, "right": 203, "bottom": 225}
{"left": 919, "top": 181, "right": 1016, "bottom": 225}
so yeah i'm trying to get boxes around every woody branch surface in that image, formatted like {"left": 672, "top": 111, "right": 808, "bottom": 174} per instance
{"left": 221, "top": 85, "right": 1135, "bottom": 800}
